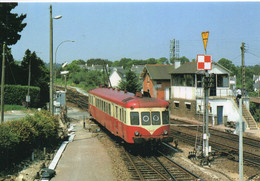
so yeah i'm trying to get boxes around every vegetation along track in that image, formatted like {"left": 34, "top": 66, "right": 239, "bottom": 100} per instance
{"left": 123, "top": 147, "right": 201, "bottom": 181}
{"left": 170, "top": 127, "right": 260, "bottom": 167}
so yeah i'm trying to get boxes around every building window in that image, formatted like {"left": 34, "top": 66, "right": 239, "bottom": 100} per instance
{"left": 185, "top": 102, "right": 191, "bottom": 110}
{"left": 174, "top": 101, "right": 179, "bottom": 108}
{"left": 217, "top": 74, "right": 229, "bottom": 87}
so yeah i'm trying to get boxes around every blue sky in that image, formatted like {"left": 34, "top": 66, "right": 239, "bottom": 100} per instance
{"left": 10, "top": 2, "right": 260, "bottom": 66}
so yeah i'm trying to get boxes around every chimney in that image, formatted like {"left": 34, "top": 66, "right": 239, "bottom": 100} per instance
{"left": 175, "top": 61, "right": 181, "bottom": 69}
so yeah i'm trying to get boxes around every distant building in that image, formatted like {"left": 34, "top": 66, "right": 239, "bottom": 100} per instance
{"left": 141, "top": 64, "right": 175, "bottom": 101}
{"left": 253, "top": 75, "right": 260, "bottom": 92}
{"left": 131, "top": 65, "right": 145, "bottom": 77}
{"left": 86, "top": 64, "right": 109, "bottom": 72}
{"left": 109, "top": 68, "right": 126, "bottom": 88}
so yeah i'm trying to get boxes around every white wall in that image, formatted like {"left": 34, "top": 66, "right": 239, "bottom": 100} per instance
{"left": 109, "top": 71, "right": 121, "bottom": 88}
{"left": 171, "top": 86, "right": 196, "bottom": 100}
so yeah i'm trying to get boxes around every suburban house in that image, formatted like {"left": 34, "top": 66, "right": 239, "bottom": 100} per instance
{"left": 170, "top": 61, "right": 258, "bottom": 130}
{"left": 141, "top": 64, "right": 175, "bottom": 101}
{"left": 109, "top": 67, "right": 126, "bottom": 88}
{"left": 131, "top": 65, "right": 145, "bottom": 77}
{"left": 253, "top": 75, "right": 260, "bottom": 92}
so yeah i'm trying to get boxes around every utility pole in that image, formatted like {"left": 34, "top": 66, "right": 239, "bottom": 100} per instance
{"left": 49, "top": 5, "right": 54, "bottom": 115}
{"left": 239, "top": 42, "right": 244, "bottom": 181}
{"left": 27, "top": 57, "right": 31, "bottom": 108}
{"left": 1, "top": 44, "right": 6, "bottom": 123}
{"left": 172, "top": 39, "right": 175, "bottom": 64}
{"left": 241, "top": 42, "right": 245, "bottom": 91}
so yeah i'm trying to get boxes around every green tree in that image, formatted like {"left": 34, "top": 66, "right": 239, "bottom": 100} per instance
{"left": 21, "top": 49, "right": 49, "bottom": 107}
{"left": 0, "top": 3, "right": 26, "bottom": 84}
{"left": 178, "top": 56, "right": 189, "bottom": 65}
{"left": 118, "top": 70, "right": 141, "bottom": 94}
{"left": 86, "top": 58, "right": 112, "bottom": 67}
{"left": 156, "top": 57, "right": 169, "bottom": 64}
{"left": 0, "top": 3, "right": 26, "bottom": 47}
{"left": 217, "top": 58, "right": 237, "bottom": 75}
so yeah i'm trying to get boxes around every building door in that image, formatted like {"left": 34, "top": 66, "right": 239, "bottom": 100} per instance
{"left": 165, "top": 88, "right": 170, "bottom": 101}
{"left": 217, "top": 106, "right": 223, "bottom": 125}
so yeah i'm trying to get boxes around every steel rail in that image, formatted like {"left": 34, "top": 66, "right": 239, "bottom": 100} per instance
{"left": 123, "top": 149, "right": 144, "bottom": 181}
{"left": 158, "top": 150, "right": 202, "bottom": 181}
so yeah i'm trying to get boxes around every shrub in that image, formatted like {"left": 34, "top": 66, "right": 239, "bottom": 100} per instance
{"left": 0, "top": 110, "right": 60, "bottom": 170}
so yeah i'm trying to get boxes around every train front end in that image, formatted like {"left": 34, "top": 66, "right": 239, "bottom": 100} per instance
{"left": 125, "top": 97, "right": 173, "bottom": 144}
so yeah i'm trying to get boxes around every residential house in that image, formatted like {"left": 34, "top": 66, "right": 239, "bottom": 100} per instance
{"left": 253, "top": 75, "right": 260, "bottom": 92}
{"left": 170, "top": 61, "right": 258, "bottom": 130}
{"left": 141, "top": 64, "right": 175, "bottom": 101}
{"left": 109, "top": 68, "right": 126, "bottom": 88}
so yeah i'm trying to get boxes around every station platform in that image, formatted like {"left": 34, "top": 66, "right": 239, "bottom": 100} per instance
{"left": 51, "top": 120, "right": 115, "bottom": 181}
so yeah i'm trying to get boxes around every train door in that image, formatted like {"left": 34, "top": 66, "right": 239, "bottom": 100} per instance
{"left": 114, "top": 105, "right": 119, "bottom": 135}
{"left": 217, "top": 106, "right": 223, "bottom": 125}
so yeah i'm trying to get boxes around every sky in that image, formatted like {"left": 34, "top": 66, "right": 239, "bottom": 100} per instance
{"left": 10, "top": 2, "right": 260, "bottom": 66}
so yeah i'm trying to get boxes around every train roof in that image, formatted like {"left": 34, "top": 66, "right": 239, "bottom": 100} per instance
{"left": 88, "top": 87, "right": 169, "bottom": 108}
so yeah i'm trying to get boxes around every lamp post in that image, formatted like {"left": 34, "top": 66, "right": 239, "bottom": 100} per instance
{"left": 54, "top": 40, "right": 74, "bottom": 93}
{"left": 49, "top": 4, "right": 62, "bottom": 115}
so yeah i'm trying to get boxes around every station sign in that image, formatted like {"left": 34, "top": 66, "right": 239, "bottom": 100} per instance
{"left": 197, "top": 55, "right": 212, "bottom": 70}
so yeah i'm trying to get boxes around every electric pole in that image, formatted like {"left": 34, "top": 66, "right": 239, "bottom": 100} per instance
{"left": 1, "top": 44, "right": 6, "bottom": 123}
{"left": 241, "top": 42, "right": 245, "bottom": 91}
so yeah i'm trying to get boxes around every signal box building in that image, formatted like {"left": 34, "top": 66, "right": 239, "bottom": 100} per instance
{"left": 141, "top": 64, "right": 175, "bottom": 101}
{"left": 170, "top": 62, "right": 258, "bottom": 130}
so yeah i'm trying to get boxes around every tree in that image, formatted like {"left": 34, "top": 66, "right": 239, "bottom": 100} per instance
{"left": 178, "top": 56, "right": 189, "bottom": 65}
{"left": 86, "top": 58, "right": 112, "bottom": 67}
{"left": 118, "top": 70, "right": 141, "bottom": 94}
{"left": 21, "top": 49, "right": 49, "bottom": 107}
{"left": 0, "top": 3, "right": 26, "bottom": 47}
{"left": 0, "top": 3, "right": 26, "bottom": 84}
{"left": 156, "top": 57, "right": 169, "bottom": 64}
{"left": 217, "top": 58, "right": 237, "bottom": 75}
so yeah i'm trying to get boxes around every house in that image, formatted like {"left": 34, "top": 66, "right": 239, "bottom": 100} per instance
{"left": 170, "top": 61, "right": 258, "bottom": 130}
{"left": 141, "top": 64, "right": 175, "bottom": 101}
{"left": 253, "top": 75, "right": 260, "bottom": 92}
{"left": 131, "top": 65, "right": 145, "bottom": 77}
{"left": 109, "top": 68, "right": 126, "bottom": 88}
{"left": 86, "top": 64, "right": 109, "bottom": 72}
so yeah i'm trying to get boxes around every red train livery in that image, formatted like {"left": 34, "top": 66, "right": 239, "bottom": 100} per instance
{"left": 88, "top": 87, "right": 173, "bottom": 144}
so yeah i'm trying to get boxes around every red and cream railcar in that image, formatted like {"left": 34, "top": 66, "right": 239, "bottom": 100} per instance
{"left": 88, "top": 87, "right": 173, "bottom": 144}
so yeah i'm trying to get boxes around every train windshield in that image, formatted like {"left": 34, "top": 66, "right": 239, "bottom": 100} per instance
{"left": 130, "top": 112, "right": 139, "bottom": 125}
{"left": 162, "top": 111, "right": 169, "bottom": 124}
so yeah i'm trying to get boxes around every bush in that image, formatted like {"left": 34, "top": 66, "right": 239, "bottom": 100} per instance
{"left": 0, "top": 110, "right": 60, "bottom": 170}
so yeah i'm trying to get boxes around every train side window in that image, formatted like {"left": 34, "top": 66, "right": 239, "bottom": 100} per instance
{"left": 115, "top": 106, "right": 118, "bottom": 119}
{"left": 162, "top": 111, "right": 169, "bottom": 124}
{"left": 120, "top": 109, "right": 122, "bottom": 122}
{"left": 130, "top": 112, "right": 139, "bottom": 125}
{"left": 152, "top": 112, "right": 161, "bottom": 125}
{"left": 109, "top": 104, "right": 111, "bottom": 115}
{"left": 141, "top": 112, "right": 151, "bottom": 125}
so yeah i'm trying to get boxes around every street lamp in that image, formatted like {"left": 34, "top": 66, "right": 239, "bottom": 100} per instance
{"left": 54, "top": 40, "right": 75, "bottom": 92}
{"left": 49, "top": 4, "right": 62, "bottom": 115}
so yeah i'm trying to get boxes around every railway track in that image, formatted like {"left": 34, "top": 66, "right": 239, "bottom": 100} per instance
{"left": 123, "top": 147, "right": 201, "bottom": 181}
{"left": 171, "top": 120, "right": 260, "bottom": 150}
{"left": 56, "top": 86, "right": 88, "bottom": 110}
{"left": 170, "top": 128, "right": 260, "bottom": 167}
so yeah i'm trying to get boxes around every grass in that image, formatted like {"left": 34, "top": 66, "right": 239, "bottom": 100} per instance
{"left": 4, "top": 105, "right": 28, "bottom": 112}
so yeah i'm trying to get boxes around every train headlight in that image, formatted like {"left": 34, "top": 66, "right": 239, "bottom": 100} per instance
{"left": 163, "top": 130, "right": 168, "bottom": 135}
{"left": 134, "top": 131, "right": 139, "bottom": 136}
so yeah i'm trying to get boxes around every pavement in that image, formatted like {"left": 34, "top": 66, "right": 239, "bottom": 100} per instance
{"left": 51, "top": 108, "right": 115, "bottom": 181}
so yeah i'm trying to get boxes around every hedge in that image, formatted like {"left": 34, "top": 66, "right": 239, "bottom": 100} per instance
{"left": 0, "top": 111, "right": 60, "bottom": 170}
{"left": 0, "top": 85, "right": 40, "bottom": 107}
